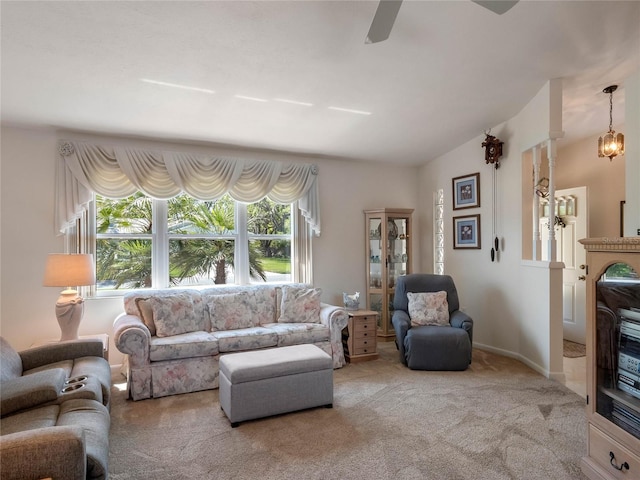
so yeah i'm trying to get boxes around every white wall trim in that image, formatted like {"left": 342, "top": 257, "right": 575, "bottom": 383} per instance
{"left": 474, "top": 342, "right": 566, "bottom": 383}
{"left": 520, "top": 259, "right": 565, "bottom": 269}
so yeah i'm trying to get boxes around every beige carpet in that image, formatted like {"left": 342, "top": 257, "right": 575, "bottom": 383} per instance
{"left": 563, "top": 339, "right": 587, "bottom": 358}
{"left": 109, "top": 343, "right": 587, "bottom": 480}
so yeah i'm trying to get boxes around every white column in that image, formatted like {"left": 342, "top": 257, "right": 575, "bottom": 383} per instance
{"left": 547, "top": 139, "right": 557, "bottom": 262}
{"left": 532, "top": 145, "right": 542, "bottom": 260}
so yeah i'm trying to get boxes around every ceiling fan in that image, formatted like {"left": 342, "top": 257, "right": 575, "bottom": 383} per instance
{"left": 365, "top": 0, "right": 519, "bottom": 44}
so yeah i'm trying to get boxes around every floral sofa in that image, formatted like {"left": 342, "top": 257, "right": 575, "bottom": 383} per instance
{"left": 113, "top": 283, "right": 348, "bottom": 400}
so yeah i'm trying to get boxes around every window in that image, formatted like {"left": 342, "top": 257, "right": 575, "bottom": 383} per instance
{"left": 94, "top": 192, "right": 293, "bottom": 293}
{"left": 603, "top": 263, "right": 639, "bottom": 283}
{"left": 434, "top": 189, "right": 444, "bottom": 274}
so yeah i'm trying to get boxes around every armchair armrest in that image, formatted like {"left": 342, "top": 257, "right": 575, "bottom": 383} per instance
{"left": 113, "top": 313, "right": 151, "bottom": 367}
{"left": 392, "top": 310, "right": 411, "bottom": 365}
{"left": 0, "top": 426, "right": 86, "bottom": 480}
{"left": 19, "top": 340, "right": 104, "bottom": 371}
{"left": 319, "top": 303, "right": 348, "bottom": 368}
{"left": 1, "top": 368, "right": 67, "bottom": 417}
{"left": 450, "top": 310, "right": 473, "bottom": 346}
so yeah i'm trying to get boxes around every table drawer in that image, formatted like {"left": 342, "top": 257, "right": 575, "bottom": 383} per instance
{"left": 354, "top": 319, "right": 376, "bottom": 336}
{"left": 353, "top": 344, "right": 376, "bottom": 355}
{"left": 353, "top": 336, "right": 376, "bottom": 351}
{"left": 589, "top": 425, "right": 640, "bottom": 478}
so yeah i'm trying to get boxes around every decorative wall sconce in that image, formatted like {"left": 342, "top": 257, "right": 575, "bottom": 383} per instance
{"left": 535, "top": 177, "right": 550, "bottom": 198}
{"left": 597, "top": 85, "right": 625, "bottom": 161}
{"left": 482, "top": 131, "right": 504, "bottom": 169}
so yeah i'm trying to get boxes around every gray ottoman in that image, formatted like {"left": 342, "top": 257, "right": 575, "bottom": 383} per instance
{"left": 404, "top": 326, "right": 471, "bottom": 371}
{"left": 219, "top": 345, "right": 333, "bottom": 427}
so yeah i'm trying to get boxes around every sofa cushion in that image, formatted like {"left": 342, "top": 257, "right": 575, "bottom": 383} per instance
{"left": 202, "top": 286, "right": 277, "bottom": 326}
{"left": 150, "top": 331, "right": 219, "bottom": 362}
{"left": 135, "top": 298, "right": 157, "bottom": 336}
{"left": 407, "top": 291, "right": 450, "bottom": 327}
{"left": 212, "top": 327, "right": 278, "bottom": 353}
{"left": 278, "top": 286, "right": 322, "bottom": 324}
{"left": 0, "top": 337, "right": 23, "bottom": 381}
{"left": 56, "top": 399, "right": 110, "bottom": 480}
{"left": 123, "top": 289, "right": 208, "bottom": 332}
{"left": 0, "top": 404, "right": 60, "bottom": 434}
{"left": 263, "top": 323, "right": 330, "bottom": 347}
{"left": 24, "top": 360, "right": 74, "bottom": 378}
{"left": 150, "top": 294, "right": 201, "bottom": 337}
{"left": 207, "top": 292, "right": 259, "bottom": 331}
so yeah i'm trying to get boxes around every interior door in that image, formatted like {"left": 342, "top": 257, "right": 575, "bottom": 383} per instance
{"left": 540, "top": 186, "right": 588, "bottom": 344}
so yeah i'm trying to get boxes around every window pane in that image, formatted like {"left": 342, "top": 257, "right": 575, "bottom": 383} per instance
{"left": 96, "top": 239, "right": 152, "bottom": 290}
{"left": 247, "top": 198, "right": 291, "bottom": 235}
{"left": 250, "top": 239, "right": 291, "bottom": 283}
{"left": 96, "top": 193, "right": 152, "bottom": 234}
{"left": 604, "top": 263, "right": 639, "bottom": 282}
{"left": 170, "top": 239, "right": 235, "bottom": 286}
{"left": 168, "top": 194, "right": 234, "bottom": 235}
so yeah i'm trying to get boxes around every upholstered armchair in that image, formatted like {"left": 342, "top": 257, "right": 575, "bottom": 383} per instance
{"left": 392, "top": 274, "right": 473, "bottom": 370}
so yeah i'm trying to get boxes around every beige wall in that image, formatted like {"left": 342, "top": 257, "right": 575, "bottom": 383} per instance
{"left": 0, "top": 125, "right": 420, "bottom": 365}
{"left": 556, "top": 132, "right": 626, "bottom": 238}
{"left": 1, "top": 73, "right": 637, "bottom": 374}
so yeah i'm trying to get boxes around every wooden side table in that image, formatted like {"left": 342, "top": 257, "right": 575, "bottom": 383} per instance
{"left": 343, "top": 310, "right": 379, "bottom": 363}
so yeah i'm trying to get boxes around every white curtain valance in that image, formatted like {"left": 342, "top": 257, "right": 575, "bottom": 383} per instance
{"left": 55, "top": 140, "right": 320, "bottom": 235}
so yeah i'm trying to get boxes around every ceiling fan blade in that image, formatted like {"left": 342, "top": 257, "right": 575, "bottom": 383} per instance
{"left": 365, "top": 0, "right": 403, "bottom": 44}
{"left": 472, "top": 0, "right": 519, "bottom": 15}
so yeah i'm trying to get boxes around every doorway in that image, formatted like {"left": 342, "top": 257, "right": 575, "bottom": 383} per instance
{"left": 539, "top": 186, "right": 588, "bottom": 397}
{"left": 540, "top": 186, "right": 588, "bottom": 344}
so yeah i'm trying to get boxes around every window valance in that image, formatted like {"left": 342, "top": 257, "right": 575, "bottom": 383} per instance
{"left": 55, "top": 140, "right": 321, "bottom": 235}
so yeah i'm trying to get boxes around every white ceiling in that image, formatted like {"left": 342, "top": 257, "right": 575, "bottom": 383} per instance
{"left": 1, "top": 1, "right": 639, "bottom": 166}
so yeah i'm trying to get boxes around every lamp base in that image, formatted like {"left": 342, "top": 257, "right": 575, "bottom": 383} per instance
{"left": 55, "top": 291, "right": 85, "bottom": 341}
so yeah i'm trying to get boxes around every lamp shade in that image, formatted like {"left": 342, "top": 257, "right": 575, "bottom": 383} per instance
{"left": 43, "top": 254, "right": 95, "bottom": 287}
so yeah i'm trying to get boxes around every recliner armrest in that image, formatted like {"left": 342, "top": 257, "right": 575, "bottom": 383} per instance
{"left": 450, "top": 310, "right": 473, "bottom": 345}
{"left": 0, "top": 425, "right": 86, "bottom": 480}
{"left": 0, "top": 368, "right": 67, "bottom": 416}
{"left": 19, "top": 340, "right": 104, "bottom": 371}
{"left": 392, "top": 310, "right": 411, "bottom": 365}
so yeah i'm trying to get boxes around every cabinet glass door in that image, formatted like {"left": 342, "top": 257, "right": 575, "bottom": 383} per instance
{"left": 387, "top": 217, "right": 409, "bottom": 290}
{"left": 595, "top": 262, "right": 640, "bottom": 440}
{"left": 368, "top": 217, "right": 383, "bottom": 291}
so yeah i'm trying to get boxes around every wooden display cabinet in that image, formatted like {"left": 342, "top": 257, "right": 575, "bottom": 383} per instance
{"left": 364, "top": 208, "right": 413, "bottom": 341}
{"left": 579, "top": 238, "right": 640, "bottom": 479}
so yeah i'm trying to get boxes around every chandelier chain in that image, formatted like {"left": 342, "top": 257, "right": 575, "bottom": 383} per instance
{"left": 609, "top": 89, "right": 613, "bottom": 131}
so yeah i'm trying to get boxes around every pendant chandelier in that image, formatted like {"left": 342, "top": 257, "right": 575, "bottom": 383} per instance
{"left": 597, "top": 85, "right": 625, "bottom": 161}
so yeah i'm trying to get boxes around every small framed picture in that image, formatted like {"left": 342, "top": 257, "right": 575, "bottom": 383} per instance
{"left": 453, "top": 214, "right": 481, "bottom": 249}
{"left": 452, "top": 172, "right": 480, "bottom": 210}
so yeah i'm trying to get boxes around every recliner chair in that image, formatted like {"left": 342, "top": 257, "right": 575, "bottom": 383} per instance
{"left": 0, "top": 337, "right": 112, "bottom": 479}
{"left": 392, "top": 274, "right": 473, "bottom": 370}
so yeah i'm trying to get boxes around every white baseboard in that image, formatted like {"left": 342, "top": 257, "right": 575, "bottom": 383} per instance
{"left": 474, "top": 342, "right": 566, "bottom": 383}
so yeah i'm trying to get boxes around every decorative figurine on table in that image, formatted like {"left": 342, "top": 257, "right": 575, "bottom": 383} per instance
{"left": 343, "top": 292, "right": 360, "bottom": 311}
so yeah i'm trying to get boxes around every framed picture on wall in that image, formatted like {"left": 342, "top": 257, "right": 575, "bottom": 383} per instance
{"left": 453, "top": 214, "right": 481, "bottom": 249}
{"left": 452, "top": 172, "right": 480, "bottom": 210}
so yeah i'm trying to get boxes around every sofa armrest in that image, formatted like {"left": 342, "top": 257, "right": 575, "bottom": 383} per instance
{"left": 1, "top": 368, "right": 67, "bottom": 417}
{"left": 0, "top": 426, "right": 86, "bottom": 480}
{"left": 450, "top": 310, "right": 473, "bottom": 346}
{"left": 19, "top": 340, "right": 104, "bottom": 371}
{"left": 319, "top": 303, "right": 348, "bottom": 330}
{"left": 391, "top": 310, "right": 411, "bottom": 364}
{"left": 319, "top": 303, "right": 348, "bottom": 368}
{"left": 113, "top": 313, "right": 151, "bottom": 367}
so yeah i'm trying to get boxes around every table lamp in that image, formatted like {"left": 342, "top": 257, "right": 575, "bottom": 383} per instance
{"left": 43, "top": 253, "right": 95, "bottom": 341}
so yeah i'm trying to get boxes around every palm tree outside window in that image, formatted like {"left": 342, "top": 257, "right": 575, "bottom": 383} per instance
{"left": 94, "top": 192, "right": 292, "bottom": 292}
